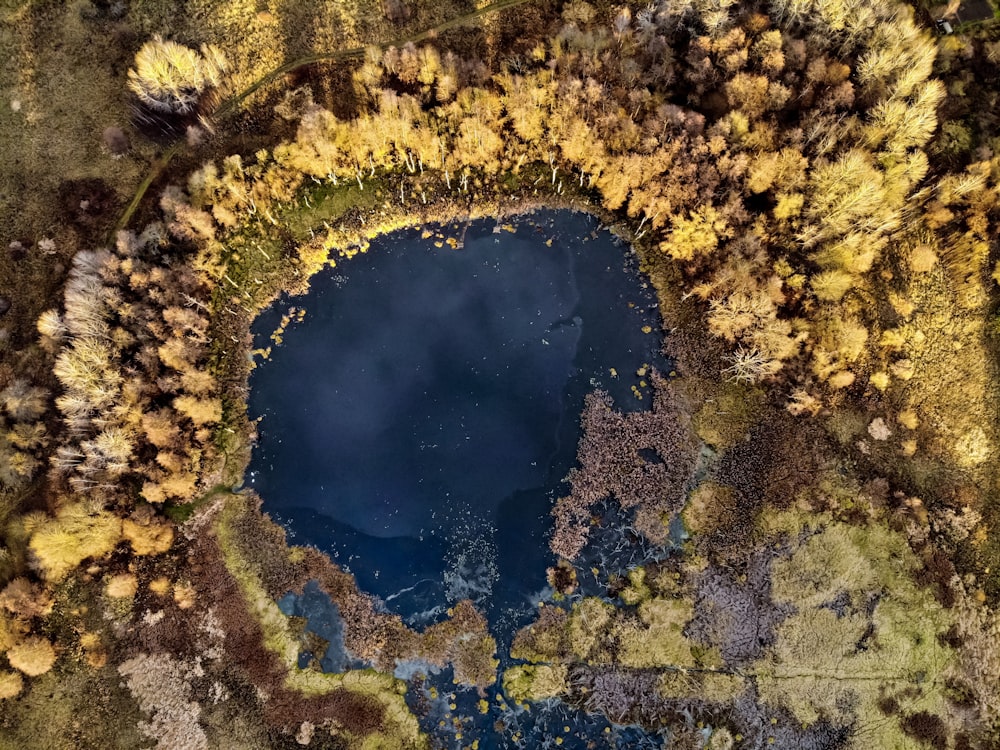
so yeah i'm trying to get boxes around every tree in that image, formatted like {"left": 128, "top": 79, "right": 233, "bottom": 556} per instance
{"left": 173, "top": 395, "right": 222, "bottom": 427}
{"left": 746, "top": 148, "right": 808, "bottom": 195}
{"left": 128, "top": 37, "right": 228, "bottom": 115}
{"left": 81, "top": 427, "right": 135, "bottom": 477}
{"left": 6, "top": 637, "right": 56, "bottom": 677}
{"left": 708, "top": 290, "right": 776, "bottom": 342}
{"left": 810, "top": 269, "right": 855, "bottom": 302}
{"left": 0, "top": 671, "right": 22, "bottom": 700}
{"left": 36, "top": 309, "right": 66, "bottom": 345}
{"left": 28, "top": 504, "right": 122, "bottom": 581}
{"left": 722, "top": 345, "right": 782, "bottom": 383}
{"left": 122, "top": 515, "right": 174, "bottom": 555}
{"left": 0, "top": 380, "right": 47, "bottom": 422}
{"left": 0, "top": 578, "right": 53, "bottom": 619}
{"left": 725, "top": 72, "right": 770, "bottom": 119}
{"left": 801, "top": 150, "right": 893, "bottom": 247}
{"left": 661, "top": 204, "right": 729, "bottom": 261}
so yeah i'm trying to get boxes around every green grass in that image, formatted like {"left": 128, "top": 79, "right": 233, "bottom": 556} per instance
{"left": 162, "top": 483, "right": 230, "bottom": 522}
{"left": 279, "top": 179, "right": 383, "bottom": 240}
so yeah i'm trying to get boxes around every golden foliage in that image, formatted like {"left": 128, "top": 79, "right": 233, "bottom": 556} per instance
{"left": 747, "top": 148, "right": 807, "bottom": 194}
{"left": 0, "top": 612, "right": 23, "bottom": 652}
{"left": 140, "top": 481, "right": 167, "bottom": 505}
{"left": 773, "top": 192, "right": 803, "bottom": 221}
{"left": 662, "top": 205, "right": 729, "bottom": 262}
{"left": 810, "top": 269, "right": 854, "bottom": 302}
{"left": 122, "top": 517, "right": 174, "bottom": 556}
{"left": 106, "top": 573, "right": 138, "bottom": 599}
{"left": 158, "top": 472, "right": 199, "bottom": 502}
{"left": 81, "top": 427, "right": 135, "bottom": 476}
{"left": 28, "top": 504, "right": 122, "bottom": 581}
{"left": 128, "top": 37, "right": 228, "bottom": 114}
{"left": 0, "top": 671, "right": 23, "bottom": 699}
{"left": 707, "top": 290, "right": 776, "bottom": 343}
{"left": 36, "top": 309, "right": 66, "bottom": 343}
{"left": 802, "top": 150, "right": 895, "bottom": 248}
{"left": 10, "top": 0, "right": 987, "bottom": 740}
{"left": 141, "top": 409, "right": 182, "bottom": 449}
{"left": 7, "top": 636, "right": 56, "bottom": 677}
{"left": 0, "top": 578, "right": 53, "bottom": 619}
{"left": 173, "top": 581, "right": 196, "bottom": 609}
{"left": 173, "top": 395, "right": 222, "bottom": 427}
{"left": 149, "top": 577, "right": 172, "bottom": 597}
{"left": 0, "top": 380, "right": 48, "bottom": 422}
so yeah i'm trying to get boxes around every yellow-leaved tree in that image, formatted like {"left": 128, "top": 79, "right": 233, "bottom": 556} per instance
{"left": 28, "top": 504, "right": 122, "bottom": 581}
{"left": 128, "top": 36, "right": 228, "bottom": 115}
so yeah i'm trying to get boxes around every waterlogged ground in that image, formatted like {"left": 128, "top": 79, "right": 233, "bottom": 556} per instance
{"left": 249, "top": 210, "right": 671, "bottom": 746}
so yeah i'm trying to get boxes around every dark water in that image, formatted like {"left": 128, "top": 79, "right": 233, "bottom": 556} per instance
{"left": 249, "top": 210, "right": 670, "bottom": 746}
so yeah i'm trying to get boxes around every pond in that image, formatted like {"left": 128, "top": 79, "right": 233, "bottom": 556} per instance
{"left": 248, "top": 209, "right": 670, "bottom": 745}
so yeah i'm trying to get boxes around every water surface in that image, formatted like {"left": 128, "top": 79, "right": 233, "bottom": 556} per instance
{"left": 249, "top": 209, "right": 668, "bottom": 631}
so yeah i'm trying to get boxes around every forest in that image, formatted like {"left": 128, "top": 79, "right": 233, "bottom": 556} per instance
{"left": 1, "top": 0, "right": 1000, "bottom": 746}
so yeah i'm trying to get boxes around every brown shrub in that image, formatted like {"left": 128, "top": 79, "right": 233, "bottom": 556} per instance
{"left": 901, "top": 711, "right": 948, "bottom": 746}
{"left": 550, "top": 374, "right": 698, "bottom": 559}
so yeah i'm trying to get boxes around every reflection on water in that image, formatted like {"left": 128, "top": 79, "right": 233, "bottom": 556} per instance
{"left": 248, "top": 210, "right": 670, "bottom": 746}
